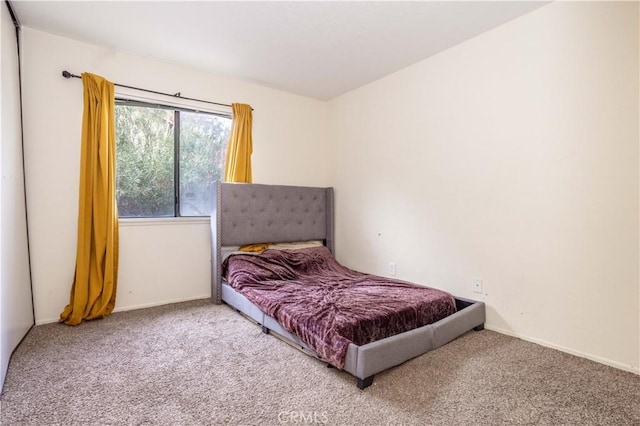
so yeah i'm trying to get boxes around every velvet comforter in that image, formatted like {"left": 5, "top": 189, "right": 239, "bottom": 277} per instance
{"left": 223, "top": 246, "right": 456, "bottom": 369}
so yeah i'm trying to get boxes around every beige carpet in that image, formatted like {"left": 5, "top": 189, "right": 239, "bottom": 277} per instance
{"left": 1, "top": 299, "right": 638, "bottom": 425}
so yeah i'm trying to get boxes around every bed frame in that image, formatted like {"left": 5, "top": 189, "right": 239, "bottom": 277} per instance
{"left": 211, "top": 182, "right": 485, "bottom": 389}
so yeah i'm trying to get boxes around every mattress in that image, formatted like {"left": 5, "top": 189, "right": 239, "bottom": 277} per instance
{"left": 223, "top": 246, "right": 457, "bottom": 369}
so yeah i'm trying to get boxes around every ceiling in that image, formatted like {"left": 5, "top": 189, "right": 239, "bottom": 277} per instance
{"left": 11, "top": 1, "right": 548, "bottom": 101}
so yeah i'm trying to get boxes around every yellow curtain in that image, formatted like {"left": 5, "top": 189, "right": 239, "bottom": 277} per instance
{"left": 60, "top": 73, "right": 119, "bottom": 326}
{"left": 224, "top": 103, "right": 253, "bottom": 183}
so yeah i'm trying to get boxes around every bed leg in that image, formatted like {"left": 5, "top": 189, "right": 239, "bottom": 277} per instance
{"left": 261, "top": 326, "right": 270, "bottom": 335}
{"left": 473, "top": 324, "right": 484, "bottom": 331}
{"left": 356, "top": 375, "right": 374, "bottom": 389}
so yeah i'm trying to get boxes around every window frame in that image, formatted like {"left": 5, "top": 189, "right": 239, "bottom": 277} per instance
{"left": 114, "top": 98, "right": 232, "bottom": 219}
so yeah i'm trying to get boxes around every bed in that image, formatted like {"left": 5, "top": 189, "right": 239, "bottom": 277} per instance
{"left": 211, "top": 182, "right": 485, "bottom": 389}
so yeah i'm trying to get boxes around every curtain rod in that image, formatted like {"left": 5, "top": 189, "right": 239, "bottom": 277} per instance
{"left": 61, "top": 71, "right": 247, "bottom": 110}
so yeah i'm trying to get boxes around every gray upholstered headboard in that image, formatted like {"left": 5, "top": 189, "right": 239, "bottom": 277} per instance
{"left": 211, "top": 182, "right": 335, "bottom": 304}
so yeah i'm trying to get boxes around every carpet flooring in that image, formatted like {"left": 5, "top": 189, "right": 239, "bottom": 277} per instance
{"left": 1, "top": 299, "right": 638, "bottom": 425}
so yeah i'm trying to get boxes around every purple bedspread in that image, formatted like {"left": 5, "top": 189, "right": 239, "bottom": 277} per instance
{"left": 223, "top": 246, "right": 456, "bottom": 369}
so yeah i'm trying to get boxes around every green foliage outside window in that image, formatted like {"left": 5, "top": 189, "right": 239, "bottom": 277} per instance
{"left": 115, "top": 103, "right": 231, "bottom": 217}
{"left": 180, "top": 111, "right": 231, "bottom": 216}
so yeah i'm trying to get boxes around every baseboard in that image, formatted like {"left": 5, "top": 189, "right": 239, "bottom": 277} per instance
{"left": 111, "top": 295, "right": 211, "bottom": 314}
{"left": 35, "top": 295, "right": 211, "bottom": 325}
{"left": 485, "top": 325, "right": 639, "bottom": 376}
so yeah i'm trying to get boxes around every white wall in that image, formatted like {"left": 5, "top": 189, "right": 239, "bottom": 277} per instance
{"left": 21, "top": 28, "right": 329, "bottom": 324}
{"left": 328, "top": 2, "right": 639, "bottom": 373}
{"left": 1, "top": 3, "right": 35, "bottom": 390}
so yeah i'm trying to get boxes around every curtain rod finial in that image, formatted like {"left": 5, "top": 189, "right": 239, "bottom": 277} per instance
{"left": 62, "top": 70, "right": 72, "bottom": 78}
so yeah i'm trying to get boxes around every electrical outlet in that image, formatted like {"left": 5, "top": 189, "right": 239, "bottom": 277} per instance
{"left": 389, "top": 262, "right": 396, "bottom": 276}
{"left": 472, "top": 279, "right": 483, "bottom": 294}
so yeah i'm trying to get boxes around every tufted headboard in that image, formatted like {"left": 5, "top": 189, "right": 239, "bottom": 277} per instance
{"left": 211, "top": 182, "right": 335, "bottom": 304}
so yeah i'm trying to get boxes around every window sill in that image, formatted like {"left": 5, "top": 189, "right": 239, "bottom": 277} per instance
{"left": 118, "top": 217, "right": 210, "bottom": 227}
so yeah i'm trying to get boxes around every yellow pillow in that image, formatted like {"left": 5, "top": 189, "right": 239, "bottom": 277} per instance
{"left": 238, "top": 243, "right": 271, "bottom": 253}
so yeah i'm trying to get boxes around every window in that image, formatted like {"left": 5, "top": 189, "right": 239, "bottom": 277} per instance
{"left": 115, "top": 100, "right": 231, "bottom": 217}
